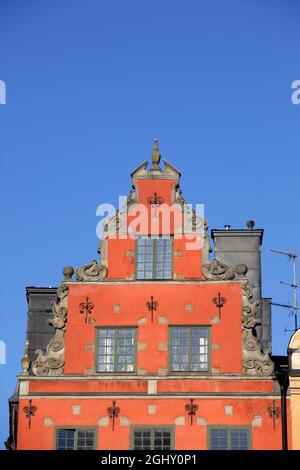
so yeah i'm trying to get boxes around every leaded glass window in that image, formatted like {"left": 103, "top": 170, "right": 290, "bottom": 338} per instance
{"left": 170, "top": 326, "right": 209, "bottom": 372}
{"left": 132, "top": 427, "right": 173, "bottom": 450}
{"left": 136, "top": 236, "right": 173, "bottom": 279}
{"left": 209, "top": 428, "right": 250, "bottom": 450}
{"left": 56, "top": 428, "right": 96, "bottom": 450}
{"left": 96, "top": 328, "right": 136, "bottom": 373}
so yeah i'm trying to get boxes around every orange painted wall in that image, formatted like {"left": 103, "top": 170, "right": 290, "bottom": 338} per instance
{"left": 173, "top": 237, "right": 202, "bottom": 279}
{"left": 17, "top": 397, "right": 290, "bottom": 450}
{"left": 134, "top": 179, "right": 175, "bottom": 207}
{"left": 107, "top": 236, "right": 202, "bottom": 280}
{"left": 107, "top": 177, "right": 203, "bottom": 280}
{"left": 64, "top": 282, "right": 242, "bottom": 375}
{"left": 128, "top": 179, "right": 182, "bottom": 236}
{"left": 28, "top": 378, "right": 274, "bottom": 395}
{"left": 106, "top": 238, "right": 135, "bottom": 279}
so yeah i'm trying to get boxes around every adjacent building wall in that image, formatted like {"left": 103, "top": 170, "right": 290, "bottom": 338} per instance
{"left": 211, "top": 227, "right": 271, "bottom": 351}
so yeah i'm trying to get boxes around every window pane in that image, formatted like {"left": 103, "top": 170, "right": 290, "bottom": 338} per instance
{"left": 135, "top": 237, "right": 173, "bottom": 280}
{"left": 153, "top": 237, "right": 173, "bottom": 279}
{"left": 230, "top": 429, "right": 249, "bottom": 450}
{"left": 97, "top": 328, "right": 136, "bottom": 373}
{"left": 170, "top": 327, "right": 209, "bottom": 372}
{"left": 133, "top": 428, "right": 172, "bottom": 450}
{"left": 210, "top": 428, "right": 249, "bottom": 450}
{"left": 57, "top": 429, "right": 76, "bottom": 450}
{"left": 210, "top": 429, "right": 229, "bottom": 450}
{"left": 136, "top": 237, "right": 154, "bottom": 279}
{"left": 76, "top": 430, "right": 95, "bottom": 450}
{"left": 153, "top": 429, "right": 171, "bottom": 450}
{"left": 133, "top": 429, "right": 151, "bottom": 450}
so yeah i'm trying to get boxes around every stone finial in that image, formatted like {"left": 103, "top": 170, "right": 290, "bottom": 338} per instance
{"left": 235, "top": 264, "right": 248, "bottom": 278}
{"left": 21, "top": 340, "right": 30, "bottom": 376}
{"left": 63, "top": 266, "right": 74, "bottom": 281}
{"left": 246, "top": 220, "right": 255, "bottom": 230}
{"left": 150, "top": 139, "right": 161, "bottom": 170}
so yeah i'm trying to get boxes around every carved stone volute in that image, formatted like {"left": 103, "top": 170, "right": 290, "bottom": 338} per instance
{"left": 202, "top": 258, "right": 235, "bottom": 281}
{"left": 75, "top": 259, "right": 108, "bottom": 282}
{"left": 174, "top": 185, "right": 187, "bottom": 206}
{"left": 32, "top": 283, "right": 69, "bottom": 376}
{"left": 241, "top": 275, "right": 274, "bottom": 377}
{"left": 127, "top": 186, "right": 137, "bottom": 207}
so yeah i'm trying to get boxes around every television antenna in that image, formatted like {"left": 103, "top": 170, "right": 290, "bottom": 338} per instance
{"left": 270, "top": 249, "right": 298, "bottom": 332}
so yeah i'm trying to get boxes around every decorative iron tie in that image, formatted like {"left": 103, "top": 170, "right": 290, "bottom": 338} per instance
{"left": 267, "top": 400, "right": 280, "bottom": 430}
{"left": 23, "top": 399, "right": 37, "bottom": 429}
{"left": 212, "top": 293, "right": 227, "bottom": 319}
{"left": 79, "top": 297, "right": 94, "bottom": 323}
{"left": 147, "top": 192, "right": 164, "bottom": 206}
{"left": 185, "top": 399, "right": 198, "bottom": 426}
{"left": 146, "top": 296, "right": 159, "bottom": 323}
{"left": 107, "top": 400, "right": 121, "bottom": 431}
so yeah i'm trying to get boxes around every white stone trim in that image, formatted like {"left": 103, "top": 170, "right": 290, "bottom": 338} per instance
{"left": 147, "top": 380, "right": 157, "bottom": 395}
{"left": 19, "top": 381, "right": 29, "bottom": 396}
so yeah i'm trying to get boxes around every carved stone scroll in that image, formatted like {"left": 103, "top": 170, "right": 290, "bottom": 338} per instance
{"left": 32, "top": 284, "right": 68, "bottom": 376}
{"left": 75, "top": 260, "right": 108, "bottom": 282}
{"left": 174, "top": 186, "right": 187, "bottom": 206}
{"left": 105, "top": 210, "right": 126, "bottom": 237}
{"left": 202, "top": 258, "right": 235, "bottom": 281}
{"left": 127, "top": 186, "right": 137, "bottom": 207}
{"left": 241, "top": 280, "right": 274, "bottom": 377}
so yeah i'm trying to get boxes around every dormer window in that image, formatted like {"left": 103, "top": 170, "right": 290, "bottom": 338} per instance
{"left": 135, "top": 236, "right": 173, "bottom": 280}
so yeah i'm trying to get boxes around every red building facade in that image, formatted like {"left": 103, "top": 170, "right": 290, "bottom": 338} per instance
{"left": 10, "top": 142, "right": 289, "bottom": 450}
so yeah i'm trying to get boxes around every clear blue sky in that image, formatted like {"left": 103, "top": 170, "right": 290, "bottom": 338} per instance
{"left": 0, "top": 0, "right": 299, "bottom": 448}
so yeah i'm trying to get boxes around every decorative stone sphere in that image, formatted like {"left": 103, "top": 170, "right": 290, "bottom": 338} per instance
{"left": 235, "top": 264, "right": 248, "bottom": 277}
{"left": 246, "top": 220, "right": 255, "bottom": 230}
{"left": 63, "top": 266, "right": 74, "bottom": 280}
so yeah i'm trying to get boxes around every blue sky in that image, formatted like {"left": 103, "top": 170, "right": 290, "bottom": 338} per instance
{"left": 0, "top": 0, "right": 300, "bottom": 448}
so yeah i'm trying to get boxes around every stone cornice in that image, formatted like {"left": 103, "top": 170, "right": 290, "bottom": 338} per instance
{"left": 18, "top": 374, "right": 276, "bottom": 381}
{"left": 19, "top": 393, "right": 287, "bottom": 399}
{"left": 211, "top": 229, "right": 264, "bottom": 243}
{"left": 64, "top": 279, "right": 246, "bottom": 286}
{"left": 130, "top": 159, "right": 181, "bottom": 181}
{"left": 26, "top": 286, "right": 57, "bottom": 303}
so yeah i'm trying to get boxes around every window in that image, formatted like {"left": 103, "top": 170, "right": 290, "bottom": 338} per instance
{"left": 136, "top": 236, "right": 173, "bottom": 280}
{"left": 208, "top": 427, "right": 251, "bottom": 450}
{"left": 96, "top": 328, "right": 136, "bottom": 373}
{"left": 56, "top": 428, "right": 96, "bottom": 450}
{"left": 131, "top": 427, "right": 174, "bottom": 450}
{"left": 170, "top": 326, "right": 210, "bottom": 372}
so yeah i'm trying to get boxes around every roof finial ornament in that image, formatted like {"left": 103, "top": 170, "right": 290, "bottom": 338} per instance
{"left": 21, "top": 340, "right": 30, "bottom": 376}
{"left": 150, "top": 138, "right": 161, "bottom": 170}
